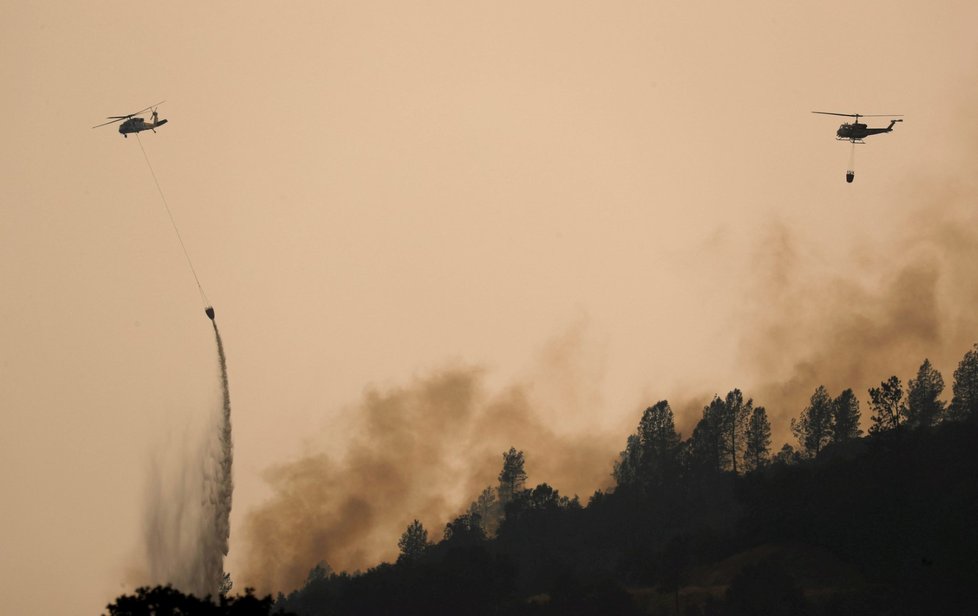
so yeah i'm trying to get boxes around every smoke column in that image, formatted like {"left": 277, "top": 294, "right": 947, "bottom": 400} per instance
{"left": 239, "top": 358, "right": 619, "bottom": 595}
{"left": 143, "top": 322, "right": 233, "bottom": 598}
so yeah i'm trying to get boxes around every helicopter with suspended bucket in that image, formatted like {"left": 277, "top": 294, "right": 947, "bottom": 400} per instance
{"left": 92, "top": 101, "right": 167, "bottom": 137}
{"left": 812, "top": 111, "right": 903, "bottom": 182}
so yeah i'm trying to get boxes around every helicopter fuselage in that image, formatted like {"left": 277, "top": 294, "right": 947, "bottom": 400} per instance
{"left": 836, "top": 119, "right": 901, "bottom": 142}
{"left": 118, "top": 116, "right": 168, "bottom": 137}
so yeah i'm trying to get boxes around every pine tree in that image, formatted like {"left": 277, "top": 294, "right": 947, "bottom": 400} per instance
{"left": 498, "top": 447, "right": 527, "bottom": 504}
{"left": 636, "top": 400, "right": 681, "bottom": 483}
{"left": 613, "top": 400, "right": 681, "bottom": 488}
{"left": 743, "top": 406, "right": 772, "bottom": 472}
{"left": 772, "top": 443, "right": 800, "bottom": 465}
{"left": 721, "top": 389, "right": 753, "bottom": 474}
{"left": 831, "top": 388, "right": 862, "bottom": 443}
{"left": 397, "top": 520, "right": 430, "bottom": 562}
{"left": 612, "top": 434, "right": 642, "bottom": 487}
{"left": 467, "top": 486, "right": 499, "bottom": 536}
{"left": 304, "top": 561, "right": 331, "bottom": 585}
{"left": 791, "top": 386, "right": 834, "bottom": 458}
{"left": 868, "top": 376, "right": 906, "bottom": 434}
{"left": 689, "top": 396, "right": 726, "bottom": 473}
{"left": 906, "top": 359, "right": 946, "bottom": 428}
{"left": 949, "top": 344, "right": 978, "bottom": 422}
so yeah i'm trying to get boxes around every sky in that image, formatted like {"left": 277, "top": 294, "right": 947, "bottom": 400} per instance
{"left": 3, "top": 1, "right": 978, "bottom": 612}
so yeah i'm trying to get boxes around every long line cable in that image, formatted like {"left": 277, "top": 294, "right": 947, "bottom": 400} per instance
{"left": 136, "top": 133, "right": 210, "bottom": 308}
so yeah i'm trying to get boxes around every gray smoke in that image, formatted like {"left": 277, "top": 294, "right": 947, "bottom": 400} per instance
{"left": 741, "top": 173, "right": 978, "bottom": 443}
{"left": 238, "top": 364, "right": 619, "bottom": 595}
{"left": 142, "top": 322, "right": 233, "bottom": 598}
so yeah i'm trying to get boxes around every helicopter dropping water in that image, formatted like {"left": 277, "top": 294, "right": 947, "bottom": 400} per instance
{"left": 812, "top": 112, "right": 903, "bottom": 183}
{"left": 97, "top": 101, "right": 231, "bottom": 595}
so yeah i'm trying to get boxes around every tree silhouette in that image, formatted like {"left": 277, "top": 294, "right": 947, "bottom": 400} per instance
{"left": 743, "top": 406, "right": 771, "bottom": 472}
{"left": 949, "top": 343, "right": 978, "bottom": 422}
{"left": 772, "top": 443, "right": 800, "bottom": 465}
{"left": 614, "top": 400, "right": 683, "bottom": 488}
{"left": 498, "top": 447, "right": 527, "bottom": 504}
{"left": 105, "top": 585, "right": 294, "bottom": 616}
{"left": 721, "top": 390, "right": 753, "bottom": 474}
{"left": 397, "top": 519, "right": 430, "bottom": 563}
{"left": 304, "top": 561, "right": 331, "bottom": 585}
{"left": 467, "top": 486, "right": 499, "bottom": 536}
{"left": 264, "top": 375, "right": 978, "bottom": 615}
{"left": 512, "top": 482, "right": 578, "bottom": 513}
{"left": 868, "top": 376, "right": 906, "bottom": 434}
{"left": 612, "top": 433, "right": 642, "bottom": 487}
{"left": 689, "top": 395, "right": 726, "bottom": 473}
{"left": 791, "top": 386, "right": 834, "bottom": 457}
{"left": 906, "top": 359, "right": 945, "bottom": 428}
{"left": 831, "top": 388, "right": 862, "bottom": 443}
{"left": 443, "top": 512, "right": 486, "bottom": 546}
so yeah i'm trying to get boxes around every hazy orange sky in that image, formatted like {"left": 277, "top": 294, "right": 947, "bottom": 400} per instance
{"left": 3, "top": 1, "right": 978, "bottom": 613}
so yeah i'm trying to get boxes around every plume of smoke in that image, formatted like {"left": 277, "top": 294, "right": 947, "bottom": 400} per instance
{"left": 142, "top": 323, "right": 233, "bottom": 598}
{"left": 741, "top": 173, "right": 978, "bottom": 442}
{"left": 238, "top": 360, "right": 619, "bottom": 595}
{"left": 237, "top": 123, "right": 978, "bottom": 595}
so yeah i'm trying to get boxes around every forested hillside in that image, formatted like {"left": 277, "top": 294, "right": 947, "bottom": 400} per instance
{"left": 109, "top": 346, "right": 978, "bottom": 615}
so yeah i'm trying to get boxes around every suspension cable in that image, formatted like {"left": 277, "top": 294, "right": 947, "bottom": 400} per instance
{"left": 135, "top": 133, "right": 210, "bottom": 308}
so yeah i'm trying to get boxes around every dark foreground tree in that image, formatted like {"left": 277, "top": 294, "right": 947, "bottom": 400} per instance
{"left": 614, "top": 400, "right": 682, "bottom": 489}
{"left": 743, "top": 406, "right": 772, "bottom": 472}
{"left": 688, "top": 395, "right": 727, "bottom": 473}
{"left": 397, "top": 519, "right": 430, "bottom": 563}
{"left": 637, "top": 400, "right": 682, "bottom": 481}
{"left": 868, "top": 376, "right": 906, "bottom": 434}
{"left": 721, "top": 390, "right": 753, "bottom": 474}
{"left": 612, "top": 433, "right": 643, "bottom": 487}
{"left": 498, "top": 447, "right": 528, "bottom": 504}
{"left": 831, "top": 388, "right": 862, "bottom": 443}
{"left": 443, "top": 512, "right": 487, "bottom": 546}
{"left": 949, "top": 343, "right": 978, "bottom": 422}
{"left": 467, "top": 486, "right": 500, "bottom": 536}
{"left": 772, "top": 443, "right": 800, "bottom": 465}
{"left": 105, "top": 585, "right": 295, "bottom": 616}
{"left": 906, "top": 358, "right": 945, "bottom": 428}
{"left": 792, "top": 386, "right": 833, "bottom": 457}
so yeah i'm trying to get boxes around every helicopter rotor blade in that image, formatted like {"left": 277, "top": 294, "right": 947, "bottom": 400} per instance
{"left": 129, "top": 100, "right": 165, "bottom": 117}
{"left": 92, "top": 101, "right": 165, "bottom": 129}
{"left": 92, "top": 117, "right": 126, "bottom": 129}
{"left": 812, "top": 111, "right": 904, "bottom": 118}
